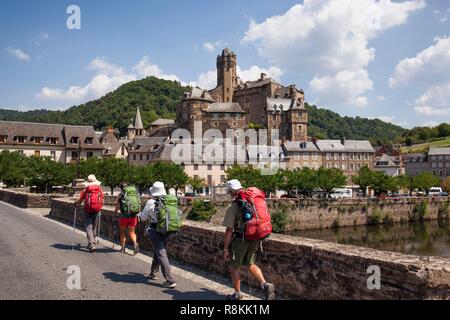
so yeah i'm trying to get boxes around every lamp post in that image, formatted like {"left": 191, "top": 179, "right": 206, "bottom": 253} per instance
{"left": 70, "top": 140, "right": 86, "bottom": 197}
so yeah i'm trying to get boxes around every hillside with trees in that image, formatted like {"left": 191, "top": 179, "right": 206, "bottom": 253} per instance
{"left": 0, "top": 76, "right": 410, "bottom": 142}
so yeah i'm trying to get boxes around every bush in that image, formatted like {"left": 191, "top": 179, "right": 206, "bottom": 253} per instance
{"left": 187, "top": 200, "right": 216, "bottom": 222}
{"left": 411, "top": 201, "right": 428, "bottom": 221}
{"left": 367, "top": 209, "right": 384, "bottom": 225}
{"left": 271, "top": 209, "right": 290, "bottom": 233}
{"left": 438, "top": 201, "right": 450, "bottom": 220}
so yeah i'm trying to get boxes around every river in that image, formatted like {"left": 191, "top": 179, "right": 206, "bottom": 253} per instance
{"left": 288, "top": 219, "right": 450, "bottom": 257}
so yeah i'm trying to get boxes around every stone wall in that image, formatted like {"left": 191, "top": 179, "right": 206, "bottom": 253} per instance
{"left": 49, "top": 198, "right": 450, "bottom": 300}
{"left": 0, "top": 189, "right": 64, "bottom": 208}
{"left": 101, "top": 195, "right": 450, "bottom": 231}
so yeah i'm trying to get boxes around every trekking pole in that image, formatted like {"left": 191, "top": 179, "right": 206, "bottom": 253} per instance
{"left": 96, "top": 212, "right": 101, "bottom": 246}
{"left": 72, "top": 206, "right": 77, "bottom": 251}
{"left": 247, "top": 269, "right": 252, "bottom": 295}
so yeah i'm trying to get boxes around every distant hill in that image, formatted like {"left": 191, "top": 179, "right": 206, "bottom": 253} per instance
{"left": 0, "top": 76, "right": 408, "bottom": 143}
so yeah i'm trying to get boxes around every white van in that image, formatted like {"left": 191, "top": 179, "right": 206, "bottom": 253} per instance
{"left": 329, "top": 188, "right": 353, "bottom": 199}
{"left": 429, "top": 187, "right": 443, "bottom": 196}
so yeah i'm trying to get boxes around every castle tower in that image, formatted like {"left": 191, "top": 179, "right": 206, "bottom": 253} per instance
{"left": 216, "top": 48, "right": 237, "bottom": 103}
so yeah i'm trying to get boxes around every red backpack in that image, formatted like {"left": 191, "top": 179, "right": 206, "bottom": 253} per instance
{"left": 238, "top": 187, "right": 272, "bottom": 241}
{"left": 84, "top": 185, "right": 104, "bottom": 213}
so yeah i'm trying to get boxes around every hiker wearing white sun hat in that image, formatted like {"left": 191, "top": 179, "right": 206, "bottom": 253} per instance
{"left": 137, "top": 181, "right": 178, "bottom": 288}
{"left": 75, "top": 174, "right": 104, "bottom": 252}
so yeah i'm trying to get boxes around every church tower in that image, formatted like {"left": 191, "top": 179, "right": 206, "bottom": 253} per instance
{"left": 216, "top": 48, "right": 237, "bottom": 103}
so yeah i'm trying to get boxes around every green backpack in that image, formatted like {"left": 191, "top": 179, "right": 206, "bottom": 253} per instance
{"left": 120, "top": 186, "right": 141, "bottom": 216}
{"left": 156, "top": 194, "right": 182, "bottom": 235}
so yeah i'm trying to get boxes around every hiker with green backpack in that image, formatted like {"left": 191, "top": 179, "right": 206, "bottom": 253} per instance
{"left": 114, "top": 182, "right": 141, "bottom": 255}
{"left": 137, "top": 181, "right": 182, "bottom": 289}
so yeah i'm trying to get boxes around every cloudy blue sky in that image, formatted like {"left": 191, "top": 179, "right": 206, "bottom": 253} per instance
{"left": 1, "top": 0, "right": 449, "bottom": 128}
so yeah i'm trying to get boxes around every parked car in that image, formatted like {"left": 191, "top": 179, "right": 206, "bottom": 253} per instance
{"left": 329, "top": 188, "right": 352, "bottom": 199}
{"left": 439, "top": 191, "right": 449, "bottom": 197}
{"left": 429, "top": 187, "right": 443, "bottom": 196}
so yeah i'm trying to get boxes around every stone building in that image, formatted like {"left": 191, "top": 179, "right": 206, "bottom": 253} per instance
{"left": 99, "top": 128, "right": 128, "bottom": 159}
{"left": 315, "top": 139, "right": 374, "bottom": 179}
{"left": 282, "top": 141, "right": 322, "bottom": 170}
{"left": 127, "top": 107, "right": 146, "bottom": 140}
{"left": 428, "top": 147, "right": 450, "bottom": 179}
{"left": 373, "top": 154, "right": 402, "bottom": 176}
{"left": 403, "top": 153, "right": 430, "bottom": 177}
{"left": 176, "top": 48, "right": 307, "bottom": 142}
{"left": 0, "top": 120, "right": 103, "bottom": 163}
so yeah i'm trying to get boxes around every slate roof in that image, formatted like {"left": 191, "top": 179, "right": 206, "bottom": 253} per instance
{"left": 128, "top": 136, "right": 168, "bottom": 153}
{"left": 63, "top": 125, "right": 103, "bottom": 149}
{"left": 282, "top": 141, "right": 320, "bottom": 152}
{"left": 0, "top": 121, "right": 65, "bottom": 146}
{"left": 184, "top": 87, "right": 215, "bottom": 101}
{"left": 428, "top": 147, "right": 450, "bottom": 156}
{"left": 150, "top": 119, "right": 175, "bottom": 126}
{"left": 403, "top": 153, "right": 428, "bottom": 163}
{"left": 134, "top": 107, "right": 144, "bottom": 130}
{"left": 315, "top": 140, "right": 374, "bottom": 153}
{"left": 374, "top": 154, "right": 400, "bottom": 167}
{"left": 205, "top": 103, "right": 245, "bottom": 113}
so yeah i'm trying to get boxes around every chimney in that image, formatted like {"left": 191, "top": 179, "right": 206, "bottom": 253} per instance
{"left": 260, "top": 73, "right": 266, "bottom": 81}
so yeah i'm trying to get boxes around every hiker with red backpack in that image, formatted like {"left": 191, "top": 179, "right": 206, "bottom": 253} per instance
{"left": 222, "top": 179, "right": 275, "bottom": 300}
{"left": 74, "top": 175, "right": 104, "bottom": 253}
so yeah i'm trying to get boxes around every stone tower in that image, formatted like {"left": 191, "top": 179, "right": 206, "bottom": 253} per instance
{"left": 216, "top": 48, "right": 237, "bottom": 103}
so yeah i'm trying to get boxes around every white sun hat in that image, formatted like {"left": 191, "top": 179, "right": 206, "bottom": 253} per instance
{"left": 226, "top": 179, "right": 243, "bottom": 192}
{"left": 149, "top": 181, "right": 167, "bottom": 197}
{"left": 84, "top": 174, "right": 101, "bottom": 186}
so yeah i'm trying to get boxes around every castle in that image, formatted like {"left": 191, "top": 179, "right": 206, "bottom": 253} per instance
{"left": 176, "top": 48, "right": 308, "bottom": 142}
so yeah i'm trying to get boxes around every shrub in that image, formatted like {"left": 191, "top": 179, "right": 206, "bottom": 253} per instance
{"left": 438, "top": 201, "right": 450, "bottom": 220}
{"left": 271, "top": 209, "right": 290, "bottom": 233}
{"left": 367, "top": 209, "right": 384, "bottom": 225}
{"left": 411, "top": 201, "right": 428, "bottom": 221}
{"left": 187, "top": 200, "right": 216, "bottom": 222}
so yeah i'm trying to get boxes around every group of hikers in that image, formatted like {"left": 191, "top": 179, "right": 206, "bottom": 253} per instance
{"left": 74, "top": 174, "right": 275, "bottom": 300}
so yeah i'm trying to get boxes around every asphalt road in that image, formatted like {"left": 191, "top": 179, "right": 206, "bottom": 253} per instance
{"left": 0, "top": 201, "right": 230, "bottom": 300}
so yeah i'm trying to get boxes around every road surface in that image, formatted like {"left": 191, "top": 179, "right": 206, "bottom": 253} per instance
{"left": 0, "top": 201, "right": 246, "bottom": 300}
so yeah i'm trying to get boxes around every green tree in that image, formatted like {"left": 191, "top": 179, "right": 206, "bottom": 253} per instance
{"left": 352, "top": 166, "right": 375, "bottom": 196}
{"left": 27, "top": 156, "right": 74, "bottom": 193}
{"left": 150, "top": 161, "right": 189, "bottom": 192}
{"left": 127, "top": 164, "right": 155, "bottom": 195}
{"left": 188, "top": 176, "right": 205, "bottom": 195}
{"left": 96, "top": 158, "right": 128, "bottom": 195}
{"left": 317, "top": 167, "right": 347, "bottom": 193}
{"left": 412, "top": 173, "right": 441, "bottom": 195}
{"left": 0, "top": 151, "right": 30, "bottom": 187}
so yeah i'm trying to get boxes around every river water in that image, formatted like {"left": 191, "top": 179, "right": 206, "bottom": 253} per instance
{"left": 288, "top": 219, "right": 450, "bottom": 258}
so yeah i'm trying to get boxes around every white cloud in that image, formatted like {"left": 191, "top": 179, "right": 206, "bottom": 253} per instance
{"left": 391, "top": 37, "right": 450, "bottom": 118}
{"left": 242, "top": 0, "right": 425, "bottom": 107}
{"left": 377, "top": 96, "right": 386, "bottom": 101}
{"left": 36, "top": 57, "right": 136, "bottom": 104}
{"left": 6, "top": 47, "right": 31, "bottom": 61}
{"left": 189, "top": 70, "right": 217, "bottom": 90}
{"left": 390, "top": 36, "right": 450, "bottom": 88}
{"left": 376, "top": 115, "right": 395, "bottom": 123}
{"left": 133, "top": 56, "right": 183, "bottom": 83}
{"left": 309, "top": 69, "right": 373, "bottom": 107}
{"left": 203, "top": 41, "right": 227, "bottom": 52}
{"left": 422, "top": 120, "right": 439, "bottom": 127}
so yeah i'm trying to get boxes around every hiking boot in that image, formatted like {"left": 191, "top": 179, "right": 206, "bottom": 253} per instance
{"left": 162, "top": 281, "right": 177, "bottom": 289}
{"left": 148, "top": 273, "right": 159, "bottom": 280}
{"left": 120, "top": 246, "right": 126, "bottom": 253}
{"left": 263, "top": 282, "right": 275, "bottom": 300}
{"left": 133, "top": 243, "right": 139, "bottom": 256}
{"left": 88, "top": 246, "right": 96, "bottom": 253}
{"left": 226, "top": 292, "right": 244, "bottom": 300}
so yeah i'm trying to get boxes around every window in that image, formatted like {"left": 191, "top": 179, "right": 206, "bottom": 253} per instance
{"left": 87, "top": 151, "right": 93, "bottom": 158}
{"left": 133, "top": 154, "right": 136, "bottom": 161}
{"left": 207, "top": 164, "right": 212, "bottom": 170}
{"left": 16, "top": 136, "right": 26, "bottom": 143}
{"left": 50, "top": 137, "right": 57, "bottom": 145}
{"left": 334, "top": 153, "right": 338, "bottom": 160}
{"left": 33, "top": 137, "right": 43, "bottom": 144}
{"left": 147, "top": 154, "right": 150, "bottom": 161}
{"left": 194, "top": 164, "right": 199, "bottom": 170}
{"left": 140, "top": 154, "right": 143, "bottom": 161}
{"left": 312, "top": 152, "right": 318, "bottom": 160}
{"left": 0, "top": 135, "right": 6, "bottom": 142}
{"left": 70, "top": 137, "right": 79, "bottom": 144}
{"left": 220, "top": 164, "right": 225, "bottom": 170}
{"left": 85, "top": 137, "right": 93, "bottom": 145}
{"left": 303, "top": 153, "right": 308, "bottom": 160}
{"left": 50, "top": 151, "right": 56, "bottom": 160}
{"left": 232, "top": 121, "right": 237, "bottom": 128}
{"left": 72, "top": 151, "right": 78, "bottom": 159}
{"left": 245, "top": 96, "right": 250, "bottom": 104}
{"left": 34, "top": 150, "right": 40, "bottom": 157}
{"left": 326, "top": 153, "right": 331, "bottom": 160}
{"left": 121, "top": 146, "right": 125, "bottom": 156}
{"left": 297, "top": 124, "right": 302, "bottom": 132}
{"left": 341, "top": 153, "right": 346, "bottom": 160}
{"left": 342, "top": 163, "right": 346, "bottom": 171}
{"left": 207, "top": 175, "right": 213, "bottom": 185}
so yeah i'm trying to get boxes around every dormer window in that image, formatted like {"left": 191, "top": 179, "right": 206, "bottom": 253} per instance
{"left": 0, "top": 135, "right": 7, "bottom": 142}
{"left": 49, "top": 137, "right": 58, "bottom": 145}
{"left": 85, "top": 137, "right": 93, "bottom": 145}
{"left": 32, "top": 136, "right": 43, "bottom": 144}
{"left": 70, "top": 137, "right": 79, "bottom": 144}
{"left": 15, "top": 136, "right": 27, "bottom": 143}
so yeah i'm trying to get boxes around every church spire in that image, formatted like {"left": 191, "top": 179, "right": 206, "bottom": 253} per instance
{"left": 134, "top": 106, "right": 144, "bottom": 130}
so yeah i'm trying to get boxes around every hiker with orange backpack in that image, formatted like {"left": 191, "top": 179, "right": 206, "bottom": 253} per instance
{"left": 74, "top": 175, "right": 104, "bottom": 253}
{"left": 222, "top": 179, "right": 275, "bottom": 300}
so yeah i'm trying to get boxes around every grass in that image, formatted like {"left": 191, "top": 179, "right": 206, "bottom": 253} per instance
{"left": 401, "top": 136, "right": 450, "bottom": 154}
